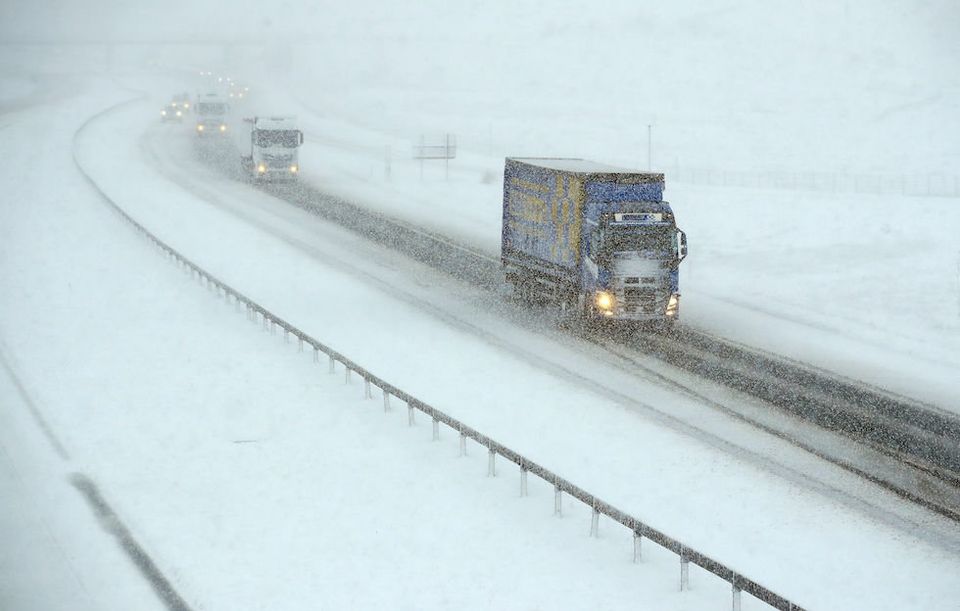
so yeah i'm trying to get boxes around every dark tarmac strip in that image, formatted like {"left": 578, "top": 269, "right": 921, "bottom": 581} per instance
{"left": 70, "top": 473, "right": 195, "bottom": 611}
{"left": 3, "top": 344, "right": 194, "bottom": 611}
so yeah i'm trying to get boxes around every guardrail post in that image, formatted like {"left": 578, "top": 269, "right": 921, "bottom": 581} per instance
{"left": 344, "top": 367, "right": 351, "bottom": 384}
{"left": 487, "top": 449, "right": 496, "bottom": 477}
{"left": 262, "top": 314, "right": 268, "bottom": 330}
{"left": 633, "top": 531, "right": 643, "bottom": 563}
{"left": 731, "top": 579, "right": 742, "bottom": 611}
{"left": 298, "top": 337, "right": 303, "bottom": 352}
{"left": 364, "top": 378, "right": 372, "bottom": 399}
{"left": 313, "top": 346, "right": 319, "bottom": 363}
{"left": 432, "top": 418, "right": 439, "bottom": 441}
{"left": 383, "top": 389, "right": 391, "bottom": 412}
{"left": 590, "top": 507, "right": 600, "bottom": 537}
{"left": 407, "top": 404, "right": 415, "bottom": 426}
{"left": 679, "top": 550, "right": 690, "bottom": 591}
{"left": 284, "top": 328, "right": 289, "bottom": 343}
{"left": 554, "top": 484, "right": 562, "bottom": 516}
{"left": 520, "top": 465, "right": 528, "bottom": 497}
{"left": 235, "top": 296, "right": 241, "bottom": 312}
{"left": 328, "top": 355, "right": 335, "bottom": 374}
{"left": 459, "top": 431, "right": 466, "bottom": 456}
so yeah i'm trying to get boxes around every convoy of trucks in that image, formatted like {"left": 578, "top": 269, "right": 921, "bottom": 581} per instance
{"left": 501, "top": 158, "right": 686, "bottom": 326}
{"left": 171, "top": 79, "right": 688, "bottom": 330}
{"left": 241, "top": 116, "right": 303, "bottom": 182}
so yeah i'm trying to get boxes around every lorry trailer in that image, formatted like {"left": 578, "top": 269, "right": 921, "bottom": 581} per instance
{"left": 501, "top": 158, "right": 686, "bottom": 325}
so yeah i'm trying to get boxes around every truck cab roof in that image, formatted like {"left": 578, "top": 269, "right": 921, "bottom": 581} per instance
{"left": 252, "top": 116, "right": 298, "bottom": 130}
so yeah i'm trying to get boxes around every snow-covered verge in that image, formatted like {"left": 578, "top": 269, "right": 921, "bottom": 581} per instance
{"left": 62, "top": 79, "right": 960, "bottom": 609}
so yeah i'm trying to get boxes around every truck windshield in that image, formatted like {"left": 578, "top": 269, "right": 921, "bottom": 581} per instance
{"left": 604, "top": 225, "right": 675, "bottom": 253}
{"left": 197, "top": 102, "right": 226, "bottom": 114}
{"left": 254, "top": 130, "right": 299, "bottom": 148}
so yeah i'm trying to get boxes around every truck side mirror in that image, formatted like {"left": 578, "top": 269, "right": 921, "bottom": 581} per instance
{"left": 678, "top": 230, "right": 688, "bottom": 262}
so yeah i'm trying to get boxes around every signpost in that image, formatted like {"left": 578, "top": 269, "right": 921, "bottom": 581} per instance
{"left": 413, "top": 134, "right": 457, "bottom": 181}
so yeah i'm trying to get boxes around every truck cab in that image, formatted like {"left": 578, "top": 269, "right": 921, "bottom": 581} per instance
{"left": 194, "top": 94, "right": 229, "bottom": 136}
{"left": 584, "top": 204, "right": 686, "bottom": 322}
{"left": 242, "top": 116, "right": 303, "bottom": 182}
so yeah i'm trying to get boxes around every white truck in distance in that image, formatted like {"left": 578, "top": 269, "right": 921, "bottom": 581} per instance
{"left": 241, "top": 116, "right": 303, "bottom": 182}
{"left": 194, "top": 93, "right": 229, "bottom": 136}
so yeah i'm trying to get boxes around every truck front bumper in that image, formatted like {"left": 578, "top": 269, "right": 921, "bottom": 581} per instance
{"left": 252, "top": 168, "right": 299, "bottom": 182}
{"left": 595, "top": 292, "right": 679, "bottom": 322}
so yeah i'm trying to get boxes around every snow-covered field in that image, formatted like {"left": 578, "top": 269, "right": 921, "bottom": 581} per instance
{"left": 2, "top": 1, "right": 960, "bottom": 609}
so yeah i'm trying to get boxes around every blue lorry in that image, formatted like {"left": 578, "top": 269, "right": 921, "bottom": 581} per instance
{"left": 501, "top": 158, "right": 687, "bottom": 325}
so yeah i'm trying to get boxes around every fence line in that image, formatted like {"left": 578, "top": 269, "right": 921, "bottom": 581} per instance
{"left": 672, "top": 167, "right": 960, "bottom": 198}
{"left": 73, "top": 100, "right": 806, "bottom": 611}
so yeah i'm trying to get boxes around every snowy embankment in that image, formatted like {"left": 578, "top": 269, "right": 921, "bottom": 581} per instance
{"left": 35, "top": 70, "right": 958, "bottom": 610}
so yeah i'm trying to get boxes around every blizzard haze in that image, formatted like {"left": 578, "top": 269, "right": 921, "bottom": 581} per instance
{"left": 4, "top": 1, "right": 959, "bottom": 175}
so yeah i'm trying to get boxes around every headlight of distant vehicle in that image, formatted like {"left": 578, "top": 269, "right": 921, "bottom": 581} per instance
{"left": 257, "top": 164, "right": 266, "bottom": 174}
{"left": 161, "top": 110, "right": 166, "bottom": 116}
{"left": 219, "top": 124, "right": 227, "bottom": 132}
{"left": 595, "top": 290, "right": 615, "bottom": 313}
{"left": 197, "top": 124, "right": 205, "bottom": 131}
{"left": 176, "top": 110, "right": 182, "bottom": 117}
{"left": 289, "top": 165, "right": 298, "bottom": 173}
{"left": 183, "top": 103, "right": 190, "bottom": 109}
{"left": 666, "top": 294, "right": 680, "bottom": 316}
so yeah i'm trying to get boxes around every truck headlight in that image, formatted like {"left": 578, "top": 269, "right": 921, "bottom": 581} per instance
{"left": 161, "top": 110, "right": 166, "bottom": 116}
{"left": 219, "top": 124, "right": 226, "bottom": 132}
{"left": 257, "top": 164, "right": 266, "bottom": 173}
{"left": 289, "top": 165, "right": 298, "bottom": 173}
{"left": 197, "top": 124, "right": 204, "bottom": 131}
{"left": 595, "top": 291, "right": 615, "bottom": 311}
{"left": 666, "top": 294, "right": 680, "bottom": 315}
{"left": 176, "top": 110, "right": 182, "bottom": 117}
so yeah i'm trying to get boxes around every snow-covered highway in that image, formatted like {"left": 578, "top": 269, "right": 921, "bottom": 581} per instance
{"left": 3, "top": 3, "right": 960, "bottom": 606}
{"left": 3, "top": 72, "right": 956, "bottom": 609}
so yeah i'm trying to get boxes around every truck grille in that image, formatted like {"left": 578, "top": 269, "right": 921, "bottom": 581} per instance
{"left": 622, "top": 286, "right": 658, "bottom": 313}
